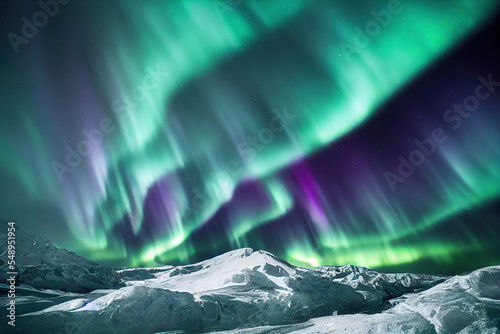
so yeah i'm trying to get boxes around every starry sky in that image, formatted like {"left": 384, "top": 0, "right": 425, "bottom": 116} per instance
{"left": 1, "top": 0, "right": 499, "bottom": 274}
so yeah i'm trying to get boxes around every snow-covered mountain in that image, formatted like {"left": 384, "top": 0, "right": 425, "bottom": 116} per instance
{"left": 0, "top": 221, "right": 123, "bottom": 293}
{"left": 1, "top": 235, "right": 499, "bottom": 333}
{"left": 211, "top": 264, "right": 500, "bottom": 333}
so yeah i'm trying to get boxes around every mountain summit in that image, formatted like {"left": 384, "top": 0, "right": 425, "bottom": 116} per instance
{"left": 1, "top": 232, "right": 499, "bottom": 333}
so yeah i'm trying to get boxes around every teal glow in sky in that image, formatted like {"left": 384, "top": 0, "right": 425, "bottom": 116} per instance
{"left": 1, "top": 0, "right": 499, "bottom": 273}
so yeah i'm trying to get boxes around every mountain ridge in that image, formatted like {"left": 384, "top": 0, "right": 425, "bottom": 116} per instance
{"left": 1, "top": 226, "right": 499, "bottom": 333}
{"left": 0, "top": 220, "right": 123, "bottom": 293}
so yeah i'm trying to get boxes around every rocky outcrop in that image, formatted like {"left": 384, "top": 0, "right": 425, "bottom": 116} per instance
{"left": 0, "top": 220, "right": 123, "bottom": 293}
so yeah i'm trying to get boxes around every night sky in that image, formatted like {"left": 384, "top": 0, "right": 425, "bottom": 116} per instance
{"left": 1, "top": 0, "right": 499, "bottom": 275}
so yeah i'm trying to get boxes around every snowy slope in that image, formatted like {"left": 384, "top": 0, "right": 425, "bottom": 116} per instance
{"left": 135, "top": 248, "right": 295, "bottom": 293}
{"left": 6, "top": 248, "right": 454, "bottom": 334}
{"left": 0, "top": 221, "right": 123, "bottom": 293}
{"left": 3, "top": 247, "right": 498, "bottom": 333}
{"left": 199, "top": 266, "right": 500, "bottom": 334}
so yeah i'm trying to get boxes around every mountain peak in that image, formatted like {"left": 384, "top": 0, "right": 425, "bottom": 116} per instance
{"left": 133, "top": 247, "right": 297, "bottom": 294}
{"left": 0, "top": 222, "right": 123, "bottom": 293}
{"left": 5, "top": 236, "right": 498, "bottom": 334}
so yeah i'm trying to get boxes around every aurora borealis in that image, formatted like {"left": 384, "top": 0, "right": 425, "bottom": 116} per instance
{"left": 1, "top": 0, "right": 500, "bottom": 274}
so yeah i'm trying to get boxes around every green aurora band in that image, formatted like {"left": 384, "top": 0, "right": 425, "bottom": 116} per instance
{"left": 1, "top": 0, "right": 499, "bottom": 272}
